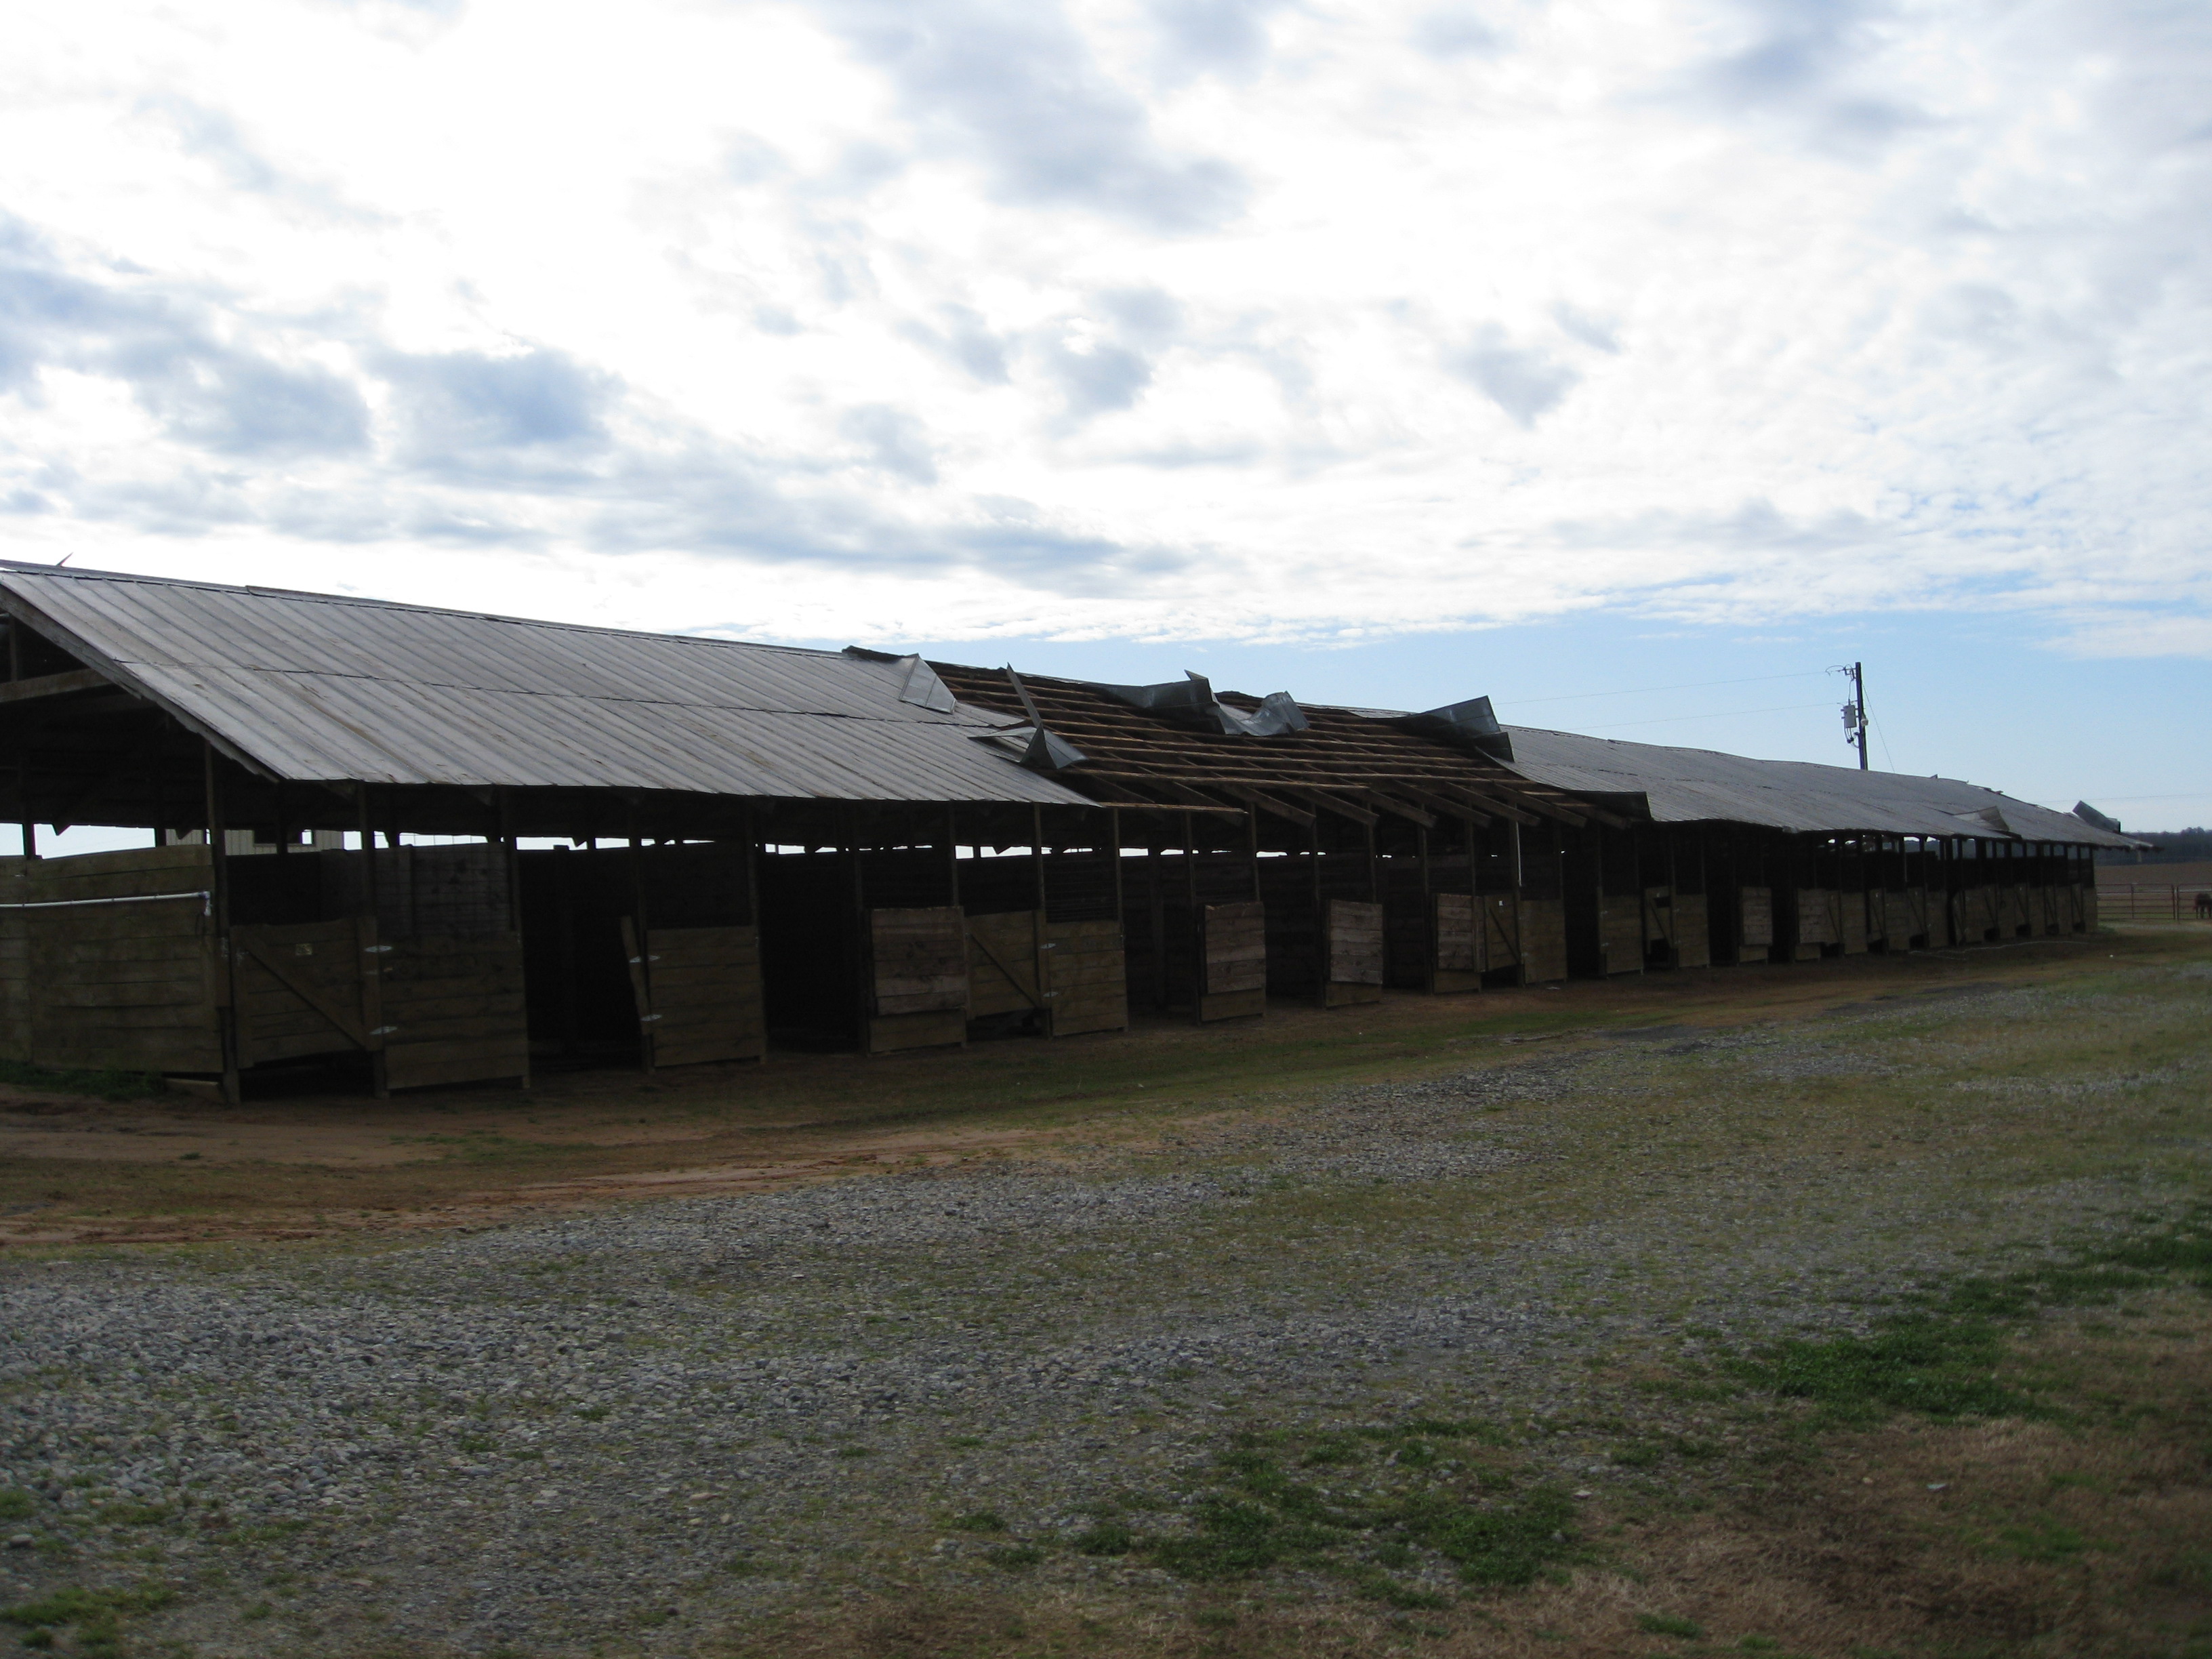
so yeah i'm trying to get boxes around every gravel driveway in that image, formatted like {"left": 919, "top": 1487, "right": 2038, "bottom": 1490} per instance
{"left": 3, "top": 960, "right": 2204, "bottom": 1656}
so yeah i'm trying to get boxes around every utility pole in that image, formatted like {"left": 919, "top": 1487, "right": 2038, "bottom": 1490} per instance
{"left": 1834, "top": 661, "right": 1869, "bottom": 770}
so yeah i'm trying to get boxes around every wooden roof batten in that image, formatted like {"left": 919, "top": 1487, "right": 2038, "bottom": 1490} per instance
{"left": 928, "top": 660, "right": 1592, "bottom": 831}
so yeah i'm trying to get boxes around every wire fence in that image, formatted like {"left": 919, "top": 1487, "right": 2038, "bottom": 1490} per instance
{"left": 2097, "top": 884, "right": 2212, "bottom": 923}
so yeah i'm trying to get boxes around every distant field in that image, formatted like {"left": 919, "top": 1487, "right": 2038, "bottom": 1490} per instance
{"left": 2100, "top": 860, "right": 2212, "bottom": 888}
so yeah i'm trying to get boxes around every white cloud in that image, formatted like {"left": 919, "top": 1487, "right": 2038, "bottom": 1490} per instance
{"left": 0, "top": 0, "right": 2203, "bottom": 655}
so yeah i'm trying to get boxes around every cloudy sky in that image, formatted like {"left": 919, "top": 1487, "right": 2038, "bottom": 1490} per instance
{"left": 2, "top": 0, "right": 2207, "bottom": 827}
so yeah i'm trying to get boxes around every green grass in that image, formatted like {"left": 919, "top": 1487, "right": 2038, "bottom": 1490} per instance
{"left": 1637, "top": 1611, "right": 1704, "bottom": 1638}
{"left": 1104, "top": 1419, "right": 1587, "bottom": 1593}
{"left": 0, "top": 1491, "right": 33, "bottom": 1522}
{"left": 1727, "top": 1206, "right": 2212, "bottom": 1429}
{"left": 1, "top": 1582, "right": 176, "bottom": 1656}
{"left": 0, "top": 1058, "right": 165, "bottom": 1102}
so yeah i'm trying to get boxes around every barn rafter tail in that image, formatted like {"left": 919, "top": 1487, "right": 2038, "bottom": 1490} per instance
{"left": 0, "top": 560, "right": 2139, "bottom": 1101}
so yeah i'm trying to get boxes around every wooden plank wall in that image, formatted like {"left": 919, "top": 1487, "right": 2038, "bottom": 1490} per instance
{"left": 0, "top": 847, "right": 222, "bottom": 1074}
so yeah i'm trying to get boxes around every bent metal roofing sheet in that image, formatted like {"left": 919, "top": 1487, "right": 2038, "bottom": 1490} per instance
{"left": 0, "top": 564, "right": 1082, "bottom": 807}
{"left": 1492, "top": 723, "right": 2135, "bottom": 847}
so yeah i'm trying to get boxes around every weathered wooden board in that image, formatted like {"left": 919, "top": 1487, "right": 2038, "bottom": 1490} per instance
{"left": 1641, "top": 886, "right": 1676, "bottom": 949}
{"left": 1519, "top": 899, "right": 1567, "bottom": 983}
{"left": 866, "top": 1008, "right": 968, "bottom": 1054}
{"left": 1326, "top": 899, "right": 1385, "bottom": 988}
{"left": 872, "top": 907, "right": 968, "bottom": 1016}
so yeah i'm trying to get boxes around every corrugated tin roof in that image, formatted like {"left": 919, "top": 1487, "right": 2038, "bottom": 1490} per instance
{"left": 1491, "top": 724, "right": 2137, "bottom": 847}
{"left": 0, "top": 564, "right": 1085, "bottom": 807}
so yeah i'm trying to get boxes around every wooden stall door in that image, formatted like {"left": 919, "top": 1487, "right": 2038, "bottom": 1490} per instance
{"left": 1738, "top": 886, "right": 1774, "bottom": 963}
{"left": 1599, "top": 895, "right": 1643, "bottom": 977}
{"left": 868, "top": 906, "right": 968, "bottom": 1053}
{"left": 1431, "top": 892, "right": 1482, "bottom": 994}
{"left": 1044, "top": 919, "right": 1127, "bottom": 1036}
{"left": 1794, "top": 888, "right": 1840, "bottom": 960}
{"left": 1642, "top": 886, "right": 1677, "bottom": 967}
{"left": 380, "top": 934, "right": 528, "bottom": 1090}
{"left": 1481, "top": 893, "right": 1523, "bottom": 985}
{"left": 232, "top": 918, "right": 377, "bottom": 1068}
{"left": 966, "top": 910, "right": 1046, "bottom": 1029}
{"left": 1323, "top": 899, "right": 1384, "bottom": 1008}
{"left": 1198, "top": 901, "right": 1266, "bottom": 1022}
{"left": 1673, "top": 894, "right": 1711, "bottom": 968}
{"left": 1518, "top": 898, "right": 1568, "bottom": 983}
{"left": 621, "top": 918, "right": 764, "bottom": 1069}
{"left": 1882, "top": 890, "right": 1919, "bottom": 951}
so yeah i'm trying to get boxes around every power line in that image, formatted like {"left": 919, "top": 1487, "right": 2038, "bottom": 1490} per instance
{"left": 1578, "top": 701, "right": 1837, "bottom": 731}
{"left": 1494, "top": 670, "right": 1832, "bottom": 708}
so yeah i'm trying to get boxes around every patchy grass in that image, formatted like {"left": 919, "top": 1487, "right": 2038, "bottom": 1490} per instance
{"left": 0, "top": 1058, "right": 165, "bottom": 1102}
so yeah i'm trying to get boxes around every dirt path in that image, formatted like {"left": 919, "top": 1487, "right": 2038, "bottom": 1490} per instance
{"left": 0, "top": 933, "right": 2156, "bottom": 1246}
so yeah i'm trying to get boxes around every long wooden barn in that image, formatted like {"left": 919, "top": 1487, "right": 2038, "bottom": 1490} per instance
{"left": 0, "top": 562, "right": 2135, "bottom": 1099}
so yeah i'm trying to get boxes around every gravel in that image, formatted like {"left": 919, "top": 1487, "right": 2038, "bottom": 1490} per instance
{"left": 1, "top": 970, "right": 2201, "bottom": 1656}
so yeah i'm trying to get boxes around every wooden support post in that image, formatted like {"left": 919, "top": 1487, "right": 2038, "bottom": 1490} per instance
{"left": 945, "top": 805, "right": 960, "bottom": 907}
{"left": 495, "top": 785, "right": 529, "bottom": 1088}
{"left": 204, "top": 742, "right": 240, "bottom": 1106}
{"left": 356, "top": 785, "right": 390, "bottom": 1099}
{"left": 1108, "top": 808, "right": 1124, "bottom": 922}
{"left": 1416, "top": 823, "right": 1432, "bottom": 991}
{"left": 1031, "top": 805, "right": 1047, "bottom": 915}
{"left": 1307, "top": 817, "right": 1324, "bottom": 1005}
{"left": 1147, "top": 841, "right": 1167, "bottom": 1010}
{"left": 848, "top": 807, "right": 868, "bottom": 1050}
{"left": 626, "top": 799, "right": 651, "bottom": 1072}
{"left": 1364, "top": 821, "right": 1378, "bottom": 903}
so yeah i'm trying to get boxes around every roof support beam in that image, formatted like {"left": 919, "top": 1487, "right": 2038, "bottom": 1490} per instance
{"left": 1382, "top": 782, "right": 1492, "bottom": 828}
{"left": 1356, "top": 789, "right": 1437, "bottom": 830}
{"left": 0, "top": 668, "right": 112, "bottom": 705}
{"left": 1285, "top": 787, "right": 1380, "bottom": 828}
{"left": 1212, "top": 782, "right": 1317, "bottom": 830}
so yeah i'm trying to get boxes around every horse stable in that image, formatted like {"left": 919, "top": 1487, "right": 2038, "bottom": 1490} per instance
{"left": 0, "top": 563, "right": 2136, "bottom": 1101}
